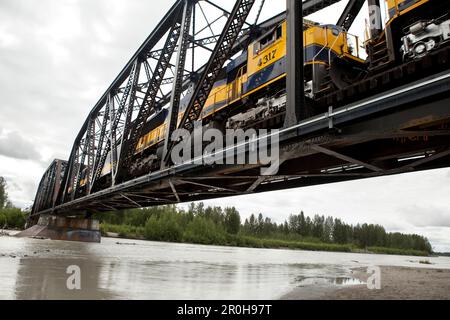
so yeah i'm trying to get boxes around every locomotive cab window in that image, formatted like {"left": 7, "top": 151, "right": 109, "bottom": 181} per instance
{"left": 276, "top": 25, "right": 282, "bottom": 40}
{"left": 254, "top": 25, "right": 283, "bottom": 56}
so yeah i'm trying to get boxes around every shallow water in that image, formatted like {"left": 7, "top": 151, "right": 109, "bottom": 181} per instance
{"left": 1, "top": 234, "right": 449, "bottom": 300}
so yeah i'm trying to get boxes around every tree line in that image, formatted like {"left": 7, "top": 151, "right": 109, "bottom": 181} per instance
{"left": 96, "top": 202, "right": 433, "bottom": 254}
{"left": 243, "top": 211, "right": 432, "bottom": 253}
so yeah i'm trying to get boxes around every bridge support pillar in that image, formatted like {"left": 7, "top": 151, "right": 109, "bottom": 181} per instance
{"left": 16, "top": 215, "right": 101, "bottom": 243}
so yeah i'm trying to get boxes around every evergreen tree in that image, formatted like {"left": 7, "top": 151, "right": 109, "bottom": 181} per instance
{"left": 187, "top": 203, "right": 196, "bottom": 216}
{"left": 224, "top": 207, "right": 241, "bottom": 234}
{"left": 196, "top": 202, "right": 205, "bottom": 217}
{"left": 288, "top": 214, "right": 299, "bottom": 234}
{"left": 312, "top": 215, "right": 324, "bottom": 239}
{"left": 298, "top": 211, "right": 306, "bottom": 236}
{"left": 323, "top": 216, "right": 334, "bottom": 243}
{"left": 305, "top": 216, "right": 312, "bottom": 237}
{"left": 0, "top": 177, "right": 12, "bottom": 209}
{"left": 249, "top": 214, "right": 256, "bottom": 233}
{"left": 257, "top": 213, "right": 264, "bottom": 235}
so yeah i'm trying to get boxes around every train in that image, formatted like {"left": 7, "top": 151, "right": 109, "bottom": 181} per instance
{"left": 75, "top": 0, "right": 450, "bottom": 193}
{"left": 367, "top": 0, "right": 450, "bottom": 70}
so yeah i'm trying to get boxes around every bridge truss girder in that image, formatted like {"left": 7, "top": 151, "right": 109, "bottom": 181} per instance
{"left": 31, "top": 70, "right": 450, "bottom": 217}
{"left": 30, "top": 0, "right": 450, "bottom": 220}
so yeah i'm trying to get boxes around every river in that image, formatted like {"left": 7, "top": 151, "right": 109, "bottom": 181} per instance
{"left": 1, "top": 233, "right": 450, "bottom": 300}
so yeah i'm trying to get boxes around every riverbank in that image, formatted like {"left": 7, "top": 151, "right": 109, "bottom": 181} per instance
{"left": 102, "top": 230, "right": 430, "bottom": 257}
{"left": 281, "top": 266, "right": 450, "bottom": 300}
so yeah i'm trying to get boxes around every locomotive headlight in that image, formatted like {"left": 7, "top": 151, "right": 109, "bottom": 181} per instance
{"left": 414, "top": 43, "right": 427, "bottom": 55}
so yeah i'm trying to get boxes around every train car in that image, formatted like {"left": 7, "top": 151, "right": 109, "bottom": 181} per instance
{"left": 367, "top": 0, "right": 450, "bottom": 69}
{"left": 136, "top": 109, "right": 169, "bottom": 153}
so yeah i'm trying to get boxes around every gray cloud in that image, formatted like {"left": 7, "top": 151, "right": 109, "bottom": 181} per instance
{"left": 399, "top": 205, "right": 450, "bottom": 228}
{"left": 0, "top": 131, "right": 41, "bottom": 160}
{"left": 0, "top": 0, "right": 170, "bottom": 163}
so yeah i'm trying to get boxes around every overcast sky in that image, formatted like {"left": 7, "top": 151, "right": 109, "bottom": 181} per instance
{"left": 0, "top": 0, "right": 449, "bottom": 252}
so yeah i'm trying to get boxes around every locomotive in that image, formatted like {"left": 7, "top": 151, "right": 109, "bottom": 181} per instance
{"left": 76, "top": 0, "right": 449, "bottom": 192}
{"left": 367, "top": 0, "right": 450, "bottom": 70}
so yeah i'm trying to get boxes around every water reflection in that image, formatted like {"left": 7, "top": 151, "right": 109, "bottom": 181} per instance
{"left": 14, "top": 241, "right": 116, "bottom": 300}
{"left": 295, "top": 275, "right": 365, "bottom": 287}
{"left": 1, "top": 236, "right": 449, "bottom": 300}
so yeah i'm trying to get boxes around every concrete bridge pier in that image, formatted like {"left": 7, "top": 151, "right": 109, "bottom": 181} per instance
{"left": 16, "top": 215, "right": 101, "bottom": 243}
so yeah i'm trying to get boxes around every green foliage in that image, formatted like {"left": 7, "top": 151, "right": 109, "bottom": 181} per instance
{"left": 0, "top": 177, "right": 28, "bottom": 230}
{"left": 224, "top": 207, "right": 240, "bottom": 234}
{"left": 0, "top": 208, "right": 27, "bottom": 229}
{"left": 183, "top": 216, "right": 226, "bottom": 244}
{"left": 144, "top": 212, "right": 183, "bottom": 242}
{"left": 95, "top": 202, "right": 433, "bottom": 256}
{"left": 233, "top": 236, "right": 353, "bottom": 252}
{"left": 275, "top": 212, "right": 432, "bottom": 254}
{"left": 0, "top": 177, "right": 7, "bottom": 210}
{"left": 0, "top": 177, "right": 13, "bottom": 210}
{"left": 101, "top": 223, "right": 144, "bottom": 238}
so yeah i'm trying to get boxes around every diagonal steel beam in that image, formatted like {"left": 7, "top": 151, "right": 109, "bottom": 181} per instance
{"left": 119, "top": 5, "right": 185, "bottom": 178}
{"left": 401, "top": 148, "right": 450, "bottom": 169}
{"left": 162, "top": 0, "right": 194, "bottom": 168}
{"left": 90, "top": 97, "right": 110, "bottom": 190}
{"left": 246, "top": 176, "right": 267, "bottom": 192}
{"left": 119, "top": 193, "right": 142, "bottom": 208}
{"left": 93, "top": 59, "right": 141, "bottom": 184}
{"left": 303, "top": 0, "right": 343, "bottom": 16}
{"left": 162, "top": 0, "right": 256, "bottom": 165}
{"left": 85, "top": 117, "right": 96, "bottom": 193}
{"left": 203, "top": 0, "right": 253, "bottom": 28}
{"left": 337, "top": 0, "right": 365, "bottom": 30}
{"left": 311, "top": 145, "right": 384, "bottom": 172}
{"left": 61, "top": 147, "right": 79, "bottom": 203}
{"left": 176, "top": 179, "right": 241, "bottom": 193}
{"left": 169, "top": 179, "right": 181, "bottom": 202}
{"left": 254, "top": 0, "right": 266, "bottom": 25}
{"left": 178, "top": 0, "right": 256, "bottom": 132}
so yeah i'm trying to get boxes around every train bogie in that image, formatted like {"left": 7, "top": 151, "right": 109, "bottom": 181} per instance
{"left": 401, "top": 17, "right": 450, "bottom": 61}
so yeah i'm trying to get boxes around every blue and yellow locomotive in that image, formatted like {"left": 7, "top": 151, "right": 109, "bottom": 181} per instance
{"left": 133, "top": 19, "right": 363, "bottom": 154}
{"left": 85, "top": 0, "right": 449, "bottom": 184}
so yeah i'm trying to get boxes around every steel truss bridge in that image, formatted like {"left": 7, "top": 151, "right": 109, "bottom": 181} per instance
{"left": 30, "top": 0, "right": 450, "bottom": 223}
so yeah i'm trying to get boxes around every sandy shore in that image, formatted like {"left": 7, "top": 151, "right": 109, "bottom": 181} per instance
{"left": 282, "top": 266, "right": 450, "bottom": 300}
